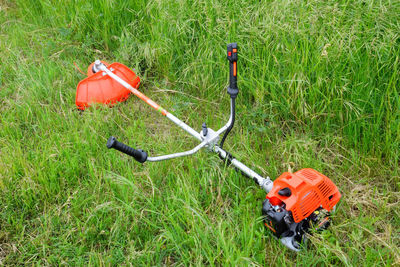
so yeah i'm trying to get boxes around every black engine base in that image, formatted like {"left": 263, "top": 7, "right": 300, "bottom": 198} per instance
{"left": 262, "top": 199, "right": 330, "bottom": 251}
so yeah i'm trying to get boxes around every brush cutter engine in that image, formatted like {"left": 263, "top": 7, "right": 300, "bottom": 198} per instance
{"left": 263, "top": 169, "right": 340, "bottom": 250}
{"left": 87, "top": 42, "right": 342, "bottom": 251}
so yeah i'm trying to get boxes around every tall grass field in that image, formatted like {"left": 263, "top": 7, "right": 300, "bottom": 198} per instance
{"left": 0, "top": 0, "right": 399, "bottom": 265}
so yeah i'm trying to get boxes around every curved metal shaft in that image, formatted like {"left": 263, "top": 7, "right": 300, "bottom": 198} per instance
{"left": 147, "top": 140, "right": 208, "bottom": 162}
{"left": 147, "top": 114, "right": 233, "bottom": 162}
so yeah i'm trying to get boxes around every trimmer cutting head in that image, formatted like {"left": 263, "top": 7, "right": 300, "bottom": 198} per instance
{"left": 75, "top": 62, "right": 140, "bottom": 110}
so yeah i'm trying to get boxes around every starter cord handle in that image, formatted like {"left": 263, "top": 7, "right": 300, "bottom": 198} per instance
{"left": 227, "top": 43, "right": 238, "bottom": 98}
{"left": 107, "top": 136, "right": 148, "bottom": 163}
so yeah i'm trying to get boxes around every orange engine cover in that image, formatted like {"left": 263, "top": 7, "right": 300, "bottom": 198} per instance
{"left": 266, "top": 168, "right": 341, "bottom": 223}
{"left": 76, "top": 62, "right": 140, "bottom": 110}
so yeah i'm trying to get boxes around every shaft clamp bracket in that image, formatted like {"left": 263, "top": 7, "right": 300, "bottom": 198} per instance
{"left": 200, "top": 127, "right": 219, "bottom": 151}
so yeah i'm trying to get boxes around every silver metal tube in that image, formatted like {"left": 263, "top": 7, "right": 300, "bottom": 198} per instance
{"left": 215, "top": 146, "right": 273, "bottom": 192}
{"left": 147, "top": 142, "right": 206, "bottom": 162}
{"left": 154, "top": 102, "right": 233, "bottom": 161}
{"left": 147, "top": 128, "right": 222, "bottom": 161}
{"left": 166, "top": 113, "right": 202, "bottom": 141}
{"left": 98, "top": 62, "right": 203, "bottom": 142}
{"left": 150, "top": 101, "right": 234, "bottom": 162}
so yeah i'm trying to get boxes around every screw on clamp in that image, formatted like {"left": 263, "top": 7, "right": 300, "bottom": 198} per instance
{"left": 202, "top": 122, "right": 208, "bottom": 137}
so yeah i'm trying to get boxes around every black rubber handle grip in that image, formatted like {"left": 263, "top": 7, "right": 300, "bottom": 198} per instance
{"left": 107, "top": 136, "right": 148, "bottom": 163}
{"left": 227, "top": 43, "right": 238, "bottom": 98}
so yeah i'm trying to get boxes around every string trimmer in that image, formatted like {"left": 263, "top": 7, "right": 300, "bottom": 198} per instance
{"left": 78, "top": 43, "right": 341, "bottom": 251}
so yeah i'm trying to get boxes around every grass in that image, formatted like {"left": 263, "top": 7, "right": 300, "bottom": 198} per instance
{"left": 0, "top": 0, "right": 399, "bottom": 265}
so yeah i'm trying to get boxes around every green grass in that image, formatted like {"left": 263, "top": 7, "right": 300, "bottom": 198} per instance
{"left": 0, "top": 0, "right": 399, "bottom": 265}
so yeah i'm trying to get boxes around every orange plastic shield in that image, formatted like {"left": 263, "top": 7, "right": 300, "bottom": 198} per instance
{"left": 266, "top": 168, "right": 341, "bottom": 223}
{"left": 76, "top": 62, "right": 140, "bottom": 110}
